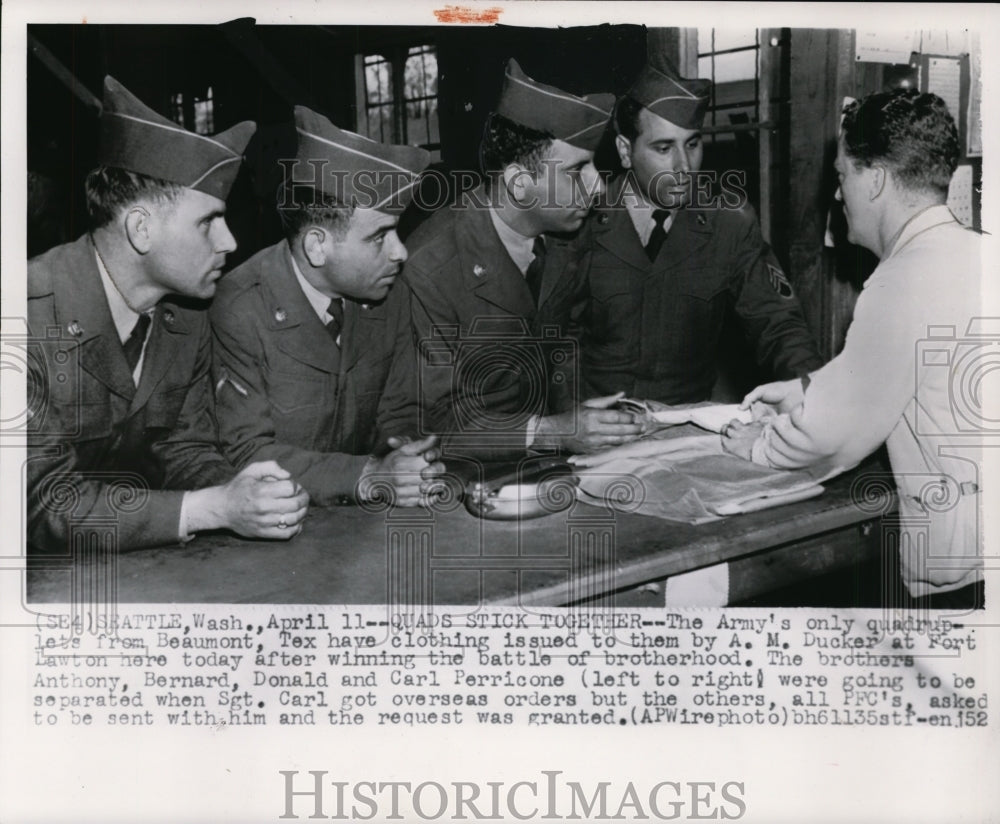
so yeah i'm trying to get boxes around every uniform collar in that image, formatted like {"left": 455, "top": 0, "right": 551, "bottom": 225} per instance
{"left": 488, "top": 205, "right": 536, "bottom": 276}
{"left": 287, "top": 243, "right": 339, "bottom": 323}
{"left": 591, "top": 176, "right": 710, "bottom": 271}
{"left": 624, "top": 196, "right": 674, "bottom": 247}
{"left": 594, "top": 174, "right": 699, "bottom": 234}
{"left": 93, "top": 244, "right": 143, "bottom": 344}
{"left": 451, "top": 187, "right": 538, "bottom": 318}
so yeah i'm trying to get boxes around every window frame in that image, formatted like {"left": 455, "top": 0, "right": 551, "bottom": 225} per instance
{"left": 354, "top": 42, "right": 441, "bottom": 157}
{"left": 681, "top": 27, "right": 789, "bottom": 247}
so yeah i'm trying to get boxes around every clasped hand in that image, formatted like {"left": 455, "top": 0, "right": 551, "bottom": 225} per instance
{"left": 357, "top": 434, "right": 447, "bottom": 507}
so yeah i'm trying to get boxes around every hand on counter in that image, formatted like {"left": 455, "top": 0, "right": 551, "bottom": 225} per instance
{"left": 533, "top": 391, "right": 644, "bottom": 453}
{"left": 184, "top": 461, "right": 310, "bottom": 540}
{"left": 357, "top": 435, "right": 447, "bottom": 507}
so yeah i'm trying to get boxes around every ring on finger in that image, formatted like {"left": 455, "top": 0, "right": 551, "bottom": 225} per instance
{"left": 278, "top": 516, "right": 287, "bottom": 529}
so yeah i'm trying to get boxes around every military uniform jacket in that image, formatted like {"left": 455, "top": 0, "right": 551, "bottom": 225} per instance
{"left": 210, "top": 241, "right": 418, "bottom": 505}
{"left": 26, "top": 235, "right": 235, "bottom": 554}
{"left": 404, "top": 187, "right": 586, "bottom": 458}
{"left": 579, "top": 176, "right": 823, "bottom": 403}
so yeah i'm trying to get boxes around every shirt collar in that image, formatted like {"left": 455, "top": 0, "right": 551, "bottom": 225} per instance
{"left": 885, "top": 204, "right": 958, "bottom": 259}
{"left": 288, "top": 242, "right": 339, "bottom": 322}
{"left": 624, "top": 195, "right": 673, "bottom": 247}
{"left": 93, "top": 246, "right": 142, "bottom": 344}
{"left": 488, "top": 207, "right": 537, "bottom": 276}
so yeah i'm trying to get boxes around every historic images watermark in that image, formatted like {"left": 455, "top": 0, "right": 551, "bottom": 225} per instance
{"left": 277, "top": 159, "right": 750, "bottom": 214}
{"left": 278, "top": 771, "right": 748, "bottom": 821}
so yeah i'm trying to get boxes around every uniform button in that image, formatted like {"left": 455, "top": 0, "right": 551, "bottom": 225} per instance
{"left": 336, "top": 495, "right": 351, "bottom": 506}
{"left": 274, "top": 308, "right": 287, "bottom": 322}
{"left": 473, "top": 264, "right": 486, "bottom": 277}
{"left": 598, "top": 213, "right": 610, "bottom": 225}
{"left": 163, "top": 309, "right": 176, "bottom": 325}
{"left": 67, "top": 321, "right": 83, "bottom": 337}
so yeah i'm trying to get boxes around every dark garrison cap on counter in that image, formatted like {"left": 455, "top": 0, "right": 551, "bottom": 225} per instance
{"left": 99, "top": 76, "right": 256, "bottom": 201}
{"left": 293, "top": 106, "right": 431, "bottom": 213}
{"left": 495, "top": 58, "right": 614, "bottom": 152}
{"left": 626, "top": 62, "right": 712, "bottom": 130}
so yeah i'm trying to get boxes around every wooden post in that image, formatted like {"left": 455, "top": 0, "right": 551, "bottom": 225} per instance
{"left": 758, "top": 29, "right": 776, "bottom": 246}
{"left": 391, "top": 45, "right": 408, "bottom": 145}
{"left": 353, "top": 54, "right": 369, "bottom": 136}
{"left": 787, "top": 29, "right": 856, "bottom": 360}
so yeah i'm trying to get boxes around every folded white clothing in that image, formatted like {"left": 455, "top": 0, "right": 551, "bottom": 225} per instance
{"left": 648, "top": 403, "right": 752, "bottom": 432}
{"left": 569, "top": 433, "right": 719, "bottom": 468}
{"left": 616, "top": 399, "right": 752, "bottom": 434}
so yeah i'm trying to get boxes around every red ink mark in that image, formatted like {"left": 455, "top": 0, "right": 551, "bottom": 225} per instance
{"left": 433, "top": 5, "right": 503, "bottom": 23}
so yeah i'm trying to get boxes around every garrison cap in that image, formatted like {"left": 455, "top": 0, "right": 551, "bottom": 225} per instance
{"left": 98, "top": 76, "right": 255, "bottom": 200}
{"left": 626, "top": 61, "right": 711, "bottom": 130}
{"left": 495, "top": 59, "right": 614, "bottom": 152}
{"left": 293, "top": 106, "right": 431, "bottom": 213}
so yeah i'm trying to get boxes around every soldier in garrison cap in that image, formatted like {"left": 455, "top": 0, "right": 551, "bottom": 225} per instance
{"left": 26, "top": 76, "right": 309, "bottom": 556}
{"left": 405, "top": 59, "right": 643, "bottom": 459}
{"left": 210, "top": 107, "right": 445, "bottom": 507}
{"left": 576, "top": 60, "right": 823, "bottom": 406}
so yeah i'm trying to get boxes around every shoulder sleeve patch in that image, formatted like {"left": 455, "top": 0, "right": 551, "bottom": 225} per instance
{"left": 767, "top": 263, "right": 794, "bottom": 298}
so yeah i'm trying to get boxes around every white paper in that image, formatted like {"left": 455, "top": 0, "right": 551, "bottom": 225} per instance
{"left": 664, "top": 563, "right": 730, "bottom": 607}
{"left": 855, "top": 29, "right": 917, "bottom": 64}
{"left": 948, "top": 164, "right": 974, "bottom": 227}
{"left": 927, "top": 56, "right": 962, "bottom": 121}
{"left": 968, "top": 32, "right": 982, "bottom": 156}
{"left": 919, "top": 29, "right": 969, "bottom": 57}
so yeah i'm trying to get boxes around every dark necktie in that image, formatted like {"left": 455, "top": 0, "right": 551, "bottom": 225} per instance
{"left": 122, "top": 313, "right": 151, "bottom": 376}
{"left": 326, "top": 298, "right": 344, "bottom": 346}
{"left": 525, "top": 237, "right": 546, "bottom": 305}
{"left": 644, "top": 209, "right": 671, "bottom": 261}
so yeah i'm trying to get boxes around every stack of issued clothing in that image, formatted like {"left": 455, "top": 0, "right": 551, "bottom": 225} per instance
{"left": 569, "top": 401, "right": 826, "bottom": 524}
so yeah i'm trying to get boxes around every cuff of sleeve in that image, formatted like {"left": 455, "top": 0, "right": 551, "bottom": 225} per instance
{"left": 750, "top": 421, "right": 775, "bottom": 468}
{"left": 354, "top": 455, "right": 383, "bottom": 503}
{"left": 178, "top": 491, "right": 195, "bottom": 544}
{"left": 525, "top": 414, "right": 541, "bottom": 449}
